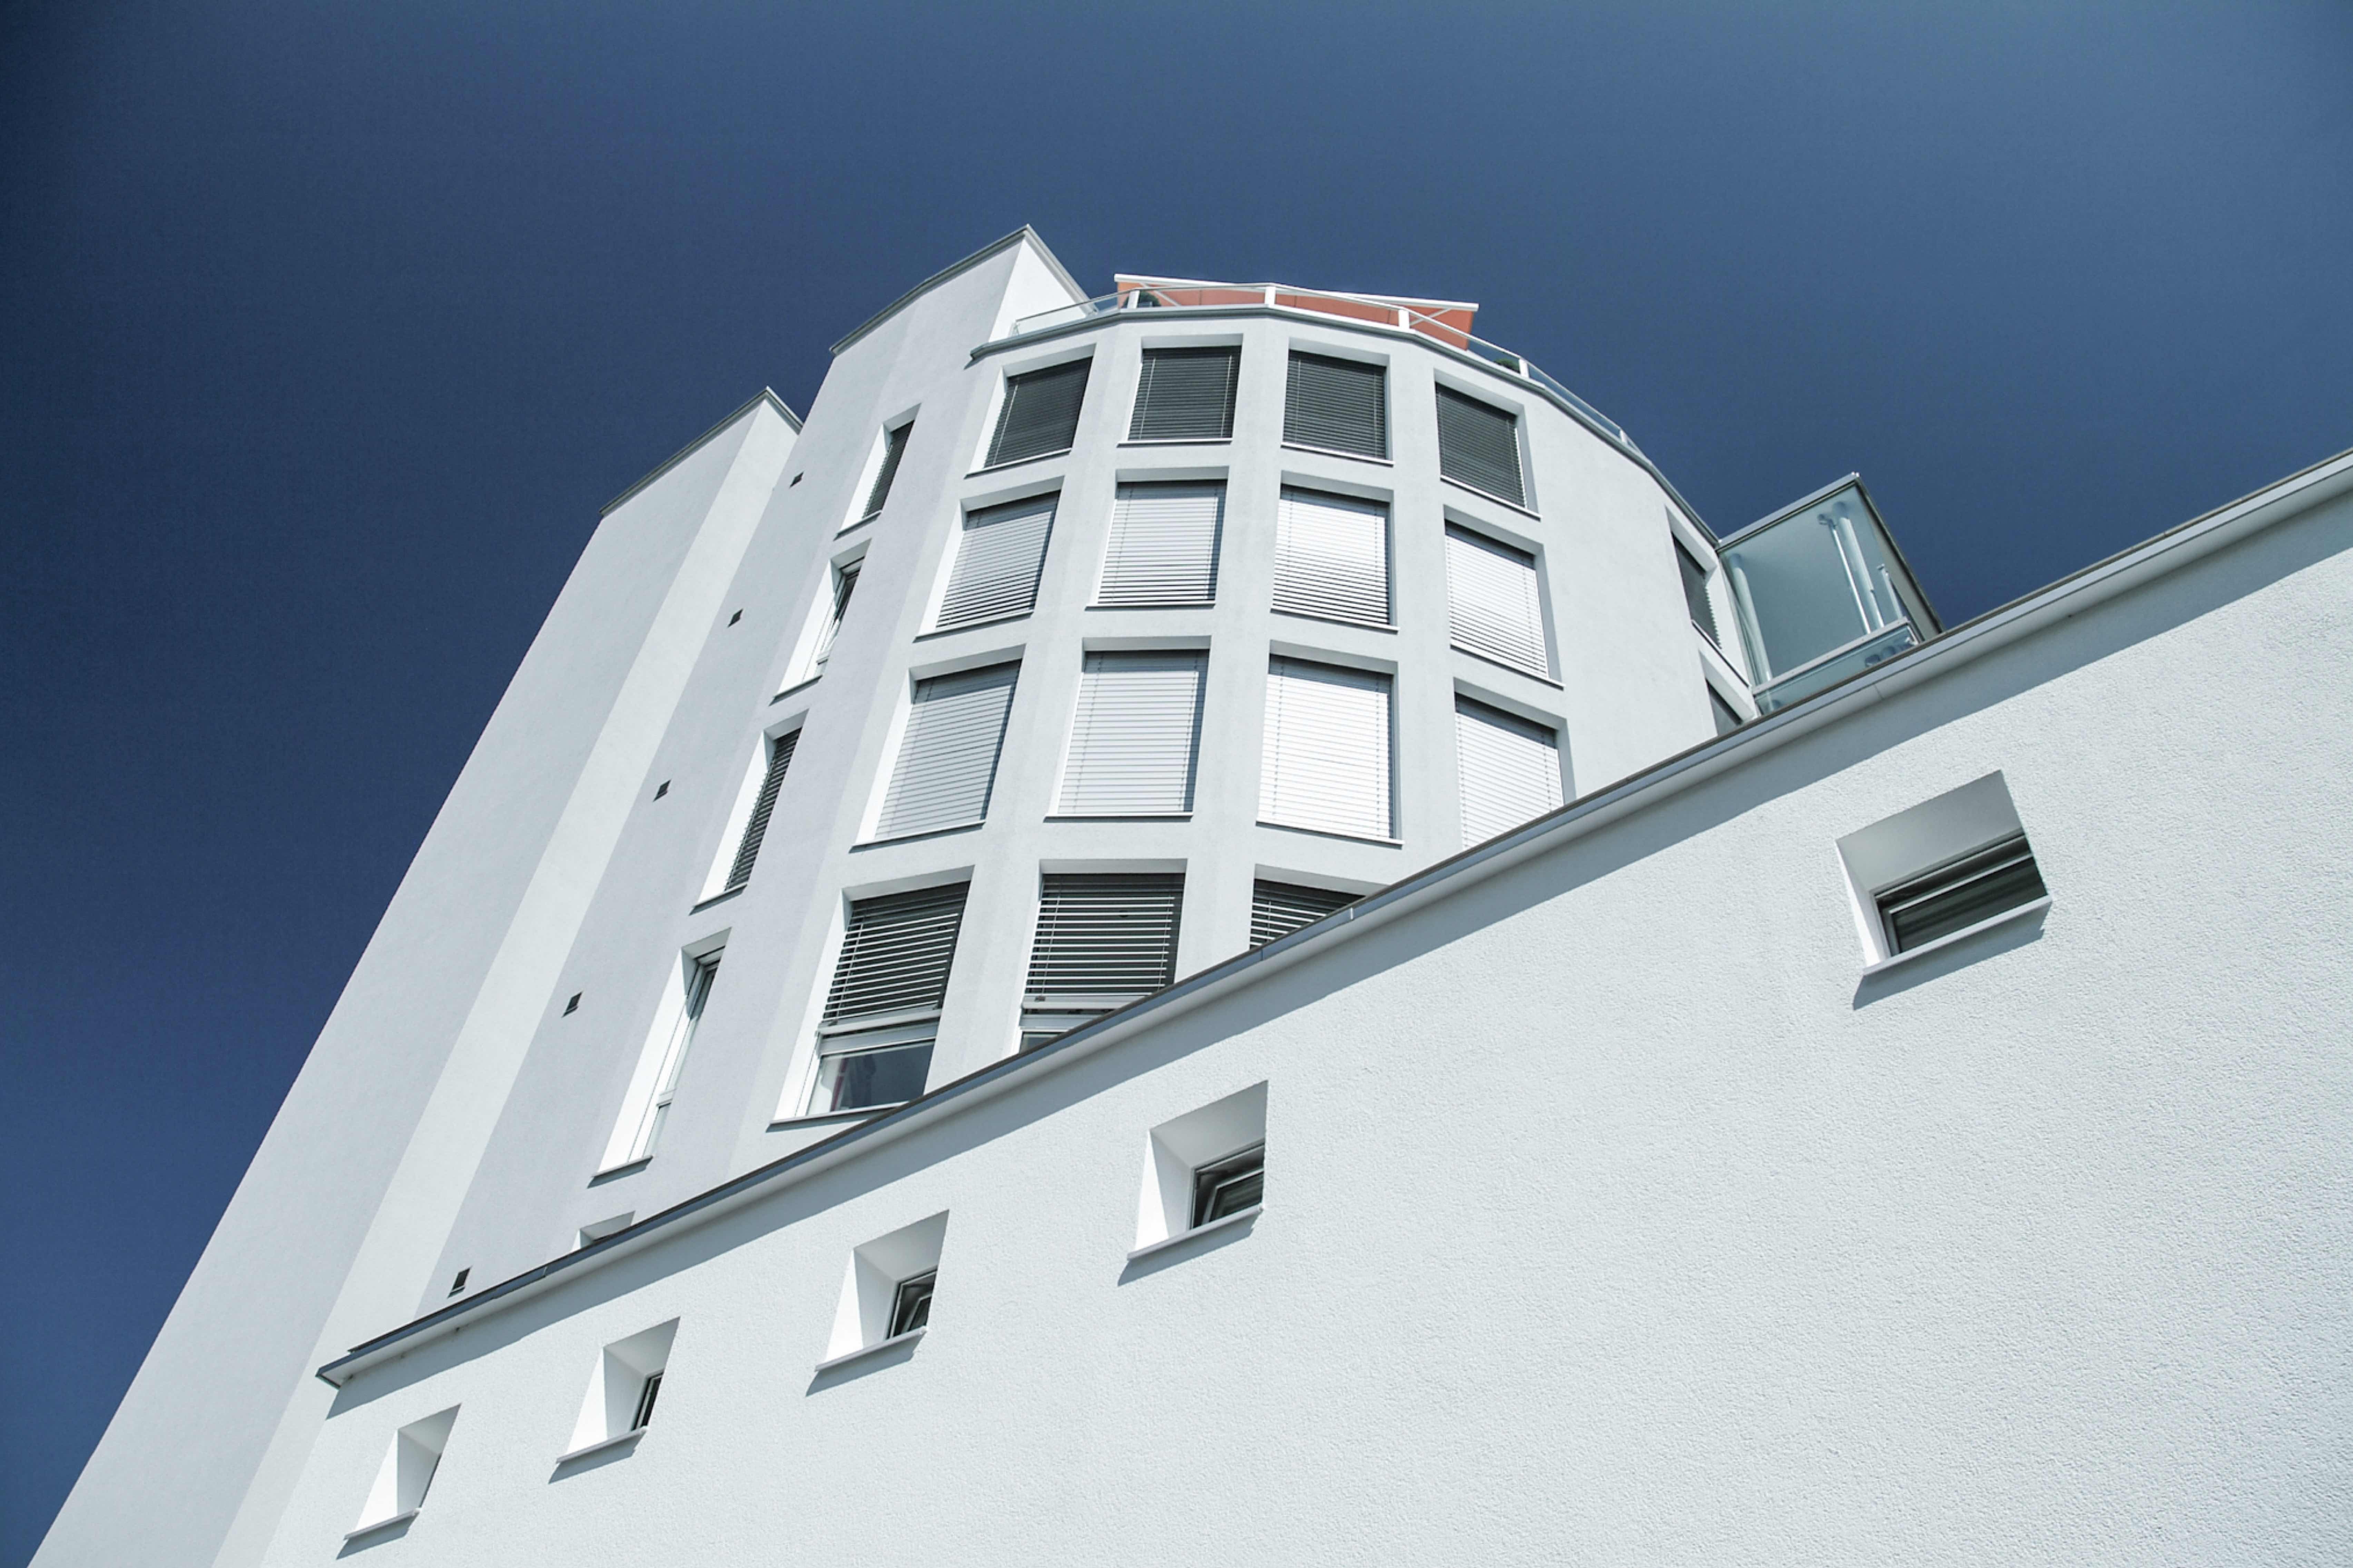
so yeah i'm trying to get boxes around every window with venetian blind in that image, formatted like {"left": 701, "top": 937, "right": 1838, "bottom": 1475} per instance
{"left": 1097, "top": 482, "right": 1222, "bottom": 606}
{"left": 1454, "top": 696, "right": 1563, "bottom": 845}
{"left": 1436, "top": 386, "right": 1526, "bottom": 506}
{"left": 985, "top": 360, "right": 1090, "bottom": 467}
{"left": 1018, "top": 872, "right": 1185, "bottom": 1049}
{"left": 1443, "top": 524, "right": 1548, "bottom": 676}
{"left": 1056, "top": 651, "right": 1205, "bottom": 816}
{"left": 719, "top": 729, "right": 799, "bottom": 895}
{"left": 1284, "top": 351, "right": 1387, "bottom": 458}
{"left": 1259, "top": 657, "right": 1393, "bottom": 841}
{"left": 1272, "top": 487, "right": 1389, "bottom": 626}
{"left": 1128, "top": 347, "right": 1239, "bottom": 441}
{"left": 1249, "top": 879, "right": 1360, "bottom": 949}
{"left": 872, "top": 663, "right": 1019, "bottom": 840}
{"left": 936, "top": 494, "right": 1055, "bottom": 631}
{"left": 859, "top": 421, "right": 913, "bottom": 522}
{"left": 809, "top": 883, "right": 969, "bottom": 1114}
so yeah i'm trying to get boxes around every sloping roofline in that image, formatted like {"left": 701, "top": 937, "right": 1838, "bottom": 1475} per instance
{"left": 830, "top": 226, "right": 1086, "bottom": 356}
{"left": 318, "top": 439, "right": 2353, "bottom": 1389}
{"left": 598, "top": 388, "right": 802, "bottom": 517}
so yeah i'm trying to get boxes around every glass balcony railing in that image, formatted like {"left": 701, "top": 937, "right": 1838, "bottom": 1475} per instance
{"left": 1720, "top": 478, "right": 1939, "bottom": 709}
{"left": 1751, "top": 621, "right": 1919, "bottom": 713}
{"left": 1005, "top": 280, "right": 1631, "bottom": 447}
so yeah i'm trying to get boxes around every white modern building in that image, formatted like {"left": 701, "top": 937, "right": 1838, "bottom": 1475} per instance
{"left": 36, "top": 229, "right": 2352, "bottom": 1567}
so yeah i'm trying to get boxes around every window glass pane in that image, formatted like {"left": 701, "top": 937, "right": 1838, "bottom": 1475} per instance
{"left": 1098, "top": 482, "right": 1222, "bottom": 606}
{"left": 815, "top": 1037, "right": 936, "bottom": 1112}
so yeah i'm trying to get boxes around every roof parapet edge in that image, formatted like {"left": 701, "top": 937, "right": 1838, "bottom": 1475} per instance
{"left": 317, "top": 440, "right": 2353, "bottom": 1390}
{"left": 830, "top": 226, "right": 1085, "bottom": 356}
{"left": 598, "top": 388, "right": 803, "bottom": 518}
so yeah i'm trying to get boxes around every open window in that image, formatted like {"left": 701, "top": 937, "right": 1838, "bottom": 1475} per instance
{"left": 1837, "top": 772, "right": 2050, "bottom": 970}
{"left": 560, "top": 1320, "right": 677, "bottom": 1462}
{"left": 806, "top": 883, "right": 968, "bottom": 1115}
{"left": 1019, "top": 872, "right": 1184, "bottom": 1049}
{"left": 597, "top": 945, "right": 722, "bottom": 1173}
{"left": 347, "top": 1407, "right": 458, "bottom": 1540}
{"left": 1134, "top": 1082, "right": 1268, "bottom": 1255}
{"left": 821, "top": 1212, "right": 948, "bottom": 1371}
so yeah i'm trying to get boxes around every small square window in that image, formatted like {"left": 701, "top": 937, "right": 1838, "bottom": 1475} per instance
{"left": 1837, "top": 772, "right": 2050, "bottom": 968}
{"left": 561, "top": 1319, "right": 677, "bottom": 1461}
{"left": 1135, "top": 1082, "right": 1268, "bottom": 1254}
{"left": 822, "top": 1212, "right": 947, "bottom": 1370}
{"left": 347, "top": 1407, "right": 457, "bottom": 1539}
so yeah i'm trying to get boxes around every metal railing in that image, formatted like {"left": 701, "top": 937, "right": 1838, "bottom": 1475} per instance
{"left": 1007, "top": 281, "right": 1628, "bottom": 445}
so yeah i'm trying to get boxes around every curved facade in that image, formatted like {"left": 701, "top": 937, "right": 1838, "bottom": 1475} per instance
{"left": 422, "top": 231, "right": 1762, "bottom": 1301}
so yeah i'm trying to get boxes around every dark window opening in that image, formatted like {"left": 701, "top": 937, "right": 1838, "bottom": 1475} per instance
{"left": 1877, "top": 834, "right": 2047, "bottom": 953}
{"left": 889, "top": 1271, "right": 936, "bottom": 1338}
{"left": 630, "top": 1371, "right": 662, "bottom": 1431}
{"left": 1191, "top": 1143, "right": 1265, "bottom": 1228}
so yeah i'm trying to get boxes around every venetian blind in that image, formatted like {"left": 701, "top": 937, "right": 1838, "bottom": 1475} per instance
{"left": 874, "top": 663, "right": 1019, "bottom": 838}
{"left": 1023, "top": 873, "right": 1185, "bottom": 1001}
{"left": 1249, "top": 880, "right": 1360, "bottom": 949}
{"left": 1259, "top": 657, "right": 1393, "bottom": 840}
{"left": 1097, "top": 482, "right": 1222, "bottom": 606}
{"left": 1129, "top": 347, "right": 1239, "bottom": 441}
{"left": 1057, "top": 651, "right": 1205, "bottom": 816}
{"left": 1436, "top": 386, "right": 1525, "bottom": 505}
{"left": 823, "top": 883, "right": 971, "bottom": 1026}
{"left": 1454, "top": 697, "right": 1563, "bottom": 845}
{"left": 936, "top": 494, "right": 1055, "bottom": 630}
{"left": 1444, "top": 525, "right": 1547, "bottom": 674}
{"left": 1273, "top": 487, "right": 1389, "bottom": 625}
{"left": 1284, "top": 351, "right": 1388, "bottom": 457}
{"left": 985, "top": 360, "right": 1090, "bottom": 467}
{"left": 722, "top": 728, "right": 799, "bottom": 894}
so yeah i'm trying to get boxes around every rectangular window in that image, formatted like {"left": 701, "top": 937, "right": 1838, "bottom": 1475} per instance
{"left": 1260, "top": 657, "right": 1393, "bottom": 841}
{"left": 1128, "top": 346, "right": 1239, "bottom": 441}
{"left": 1283, "top": 351, "right": 1387, "bottom": 458}
{"left": 599, "top": 951, "right": 721, "bottom": 1172}
{"left": 1454, "top": 697, "right": 1563, "bottom": 845}
{"left": 985, "top": 359, "right": 1090, "bottom": 467}
{"left": 810, "top": 558, "right": 860, "bottom": 674}
{"left": 720, "top": 730, "right": 798, "bottom": 895}
{"left": 860, "top": 421, "right": 913, "bottom": 521}
{"left": 1019, "top": 872, "right": 1185, "bottom": 1048}
{"left": 630, "top": 1371, "right": 662, "bottom": 1431}
{"left": 873, "top": 663, "right": 1018, "bottom": 838}
{"left": 1249, "top": 879, "right": 1360, "bottom": 948}
{"left": 1876, "top": 835, "right": 2048, "bottom": 954}
{"left": 1444, "top": 524, "right": 1548, "bottom": 675}
{"left": 1272, "top": 486, "right": 1389, "bottom": 626}
{"left": 1056, "top": 651, "right": 1205, "bottom": 816}
{"left": 1676, "top": 539, "right": 1721, "bottom": 645}
{"left": 812, "top": 883, "right": 969, "bottom": 1114}
{"left": 1097, "top": 481, "right": 1222, "bottom": 606}
{"left": 1191, "top": 1142, "right": 1265, "bottom": 1228}
{"left": 935, "top": 494, "right": 1055, "bottom": 631}
{"left": 1435, "top": 385, "right": 1526, "bottom": 506}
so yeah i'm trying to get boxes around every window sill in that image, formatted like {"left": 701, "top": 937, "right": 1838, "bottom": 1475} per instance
{"left": 343, "top": 1511, "right": 419, "bottom": 1545}
{"left": 1128, "top": 1204, "right": 1262, "bottom": 1263}
{"left": 1860, "top": 896, "right": 2051, "bottom": 978}
{"left": 815, "top": 1326, "right": 924, "bottom": 1375}
{"left": 853, "top": 821, "right": 985, "bottom": 850}
{"left": 967, "top": 450, "right": 1070, "bottom": 478}
{"left": 688, "top": 885, "right": 745, "bottom": 915}
{"left": 1257, "top": 820, "right": 1403, "bottom": 848}
{"left": 842, "top": 511, "right": 881, "bottom": 534}
{"left": 1281, "top": 441, "right": 1391, "bottom": 466}
{"left": 1272, "top": 607, "right": 1397, "bottom": 634}
{"left": 1087, "top": 600, "right": 1217, "bottom": 612}
{"left": 1450, "top": 643, "right": 1561, "bottom": 688}
{"left": 769, "top": 1106, "right": 894, "bottom": 1132}
{"left": 589, "top": 1156, "right": 650, "bottom": 1187}
{"left": 771, "top": 674, "right": 821, "bottom": 704}
{"left": 554, "top": 1428, "right": 644, "bottom": 1467}
{"left": 1440, "top": 475, "right": 1539, "bottom": 519}
{"left": 1119, "top": 437, "right": 1232, "bottom": 448}
{"left": 1044, "top": 812, "right": 1193, "bottom": 823}
{"left": 915, "top": 612, "right": 1030, "bottom": 641}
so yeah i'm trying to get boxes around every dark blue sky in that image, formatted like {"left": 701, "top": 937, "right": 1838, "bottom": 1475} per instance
{"left": 3, "top": 2, "right": 2347, "bottom": 1558}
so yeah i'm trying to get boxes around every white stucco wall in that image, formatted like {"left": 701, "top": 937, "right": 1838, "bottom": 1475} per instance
{"left": 255, "top": 460, "right": 2353, "bottom": 1564}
